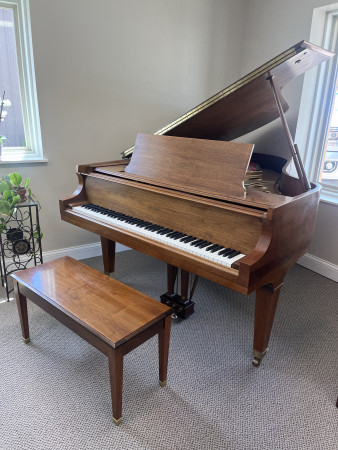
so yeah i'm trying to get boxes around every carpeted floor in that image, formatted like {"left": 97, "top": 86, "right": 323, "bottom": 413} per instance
{"left": 0, "top": 250, "right": 337, "bottom": 450}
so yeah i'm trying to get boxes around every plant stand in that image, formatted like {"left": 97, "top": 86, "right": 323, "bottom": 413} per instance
{"left": 0, "top": 198, "right": 42, "bottom": 301}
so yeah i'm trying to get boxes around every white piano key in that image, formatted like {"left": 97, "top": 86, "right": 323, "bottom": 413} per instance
{"left": 72, "top": 205, "right": 245, "bottom": 268}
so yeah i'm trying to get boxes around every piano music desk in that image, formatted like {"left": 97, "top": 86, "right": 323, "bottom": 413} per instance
{"left": 11, "top": 256, "right": 172, "bottom": 425}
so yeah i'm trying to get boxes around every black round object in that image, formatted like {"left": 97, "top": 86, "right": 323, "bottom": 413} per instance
{"left": 12, "top": 239, "right": 30, "bottom": 255}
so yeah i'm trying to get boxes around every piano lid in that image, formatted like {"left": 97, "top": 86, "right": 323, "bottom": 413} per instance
{"left": 122, "top": 41, "right": 333, "bottom": 158}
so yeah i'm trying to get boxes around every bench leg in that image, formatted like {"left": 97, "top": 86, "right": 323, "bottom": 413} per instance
{"left": 158, "top": 315, "right": 171, "bottom": 387}
{"left": 108, "top": 347, "right": 123, "bottom": 425}
{"left": 14, "top": 282, "right": 30, "bottom": 344}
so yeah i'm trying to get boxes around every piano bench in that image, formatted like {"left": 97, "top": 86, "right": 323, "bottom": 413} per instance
{"left": 11, "top": 256, "right": 172, "bottom": 426}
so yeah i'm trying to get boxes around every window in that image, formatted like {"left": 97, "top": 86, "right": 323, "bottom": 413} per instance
{"left": 321, "top": 89, "right": 338, "bottom": 184}
{"left": 0, "top": 0, "right": 44, "bottom": 162}
{"left": 295, "top": 4, "right": 338, "bottom": 204}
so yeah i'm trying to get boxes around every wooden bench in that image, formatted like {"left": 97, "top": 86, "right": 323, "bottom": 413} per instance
{"left": 11, "top": 256, "right": 172, "bottom": 425}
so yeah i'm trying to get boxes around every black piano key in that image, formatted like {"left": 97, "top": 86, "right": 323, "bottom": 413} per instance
{"left": 145, "top": 224, "right": 159, "bottom": 230}
{"left": 166, "top": 231, "right": 180, "bottom": 237}
{"left": 226, "top": 250, "right": 241, "bottom": 258}
{"left": 218, "top": 247, "right": 231, "bottom": 255}
{"left": 219, "top": 249, "right": 233, "bottom": 257}
{"left": 167, "top": 231, "right": 180, "bottom": 238}
{"left": 136, "top": 221, "right": 149, "bottom": 227}
{"left": 158, "top": 228, "right": 172, "bottom": 235}
{"left": 190, "top": 239, "right": 204, "bottom": 247}
{"left": 149, "top": 225, "right": 164, "bottom": 232}
{"left": 137, "top": 221, "right": 153, "bottom": 228}
{"left": 165, "top": 230, "right": 176, "bottom": 236}
{"left": 224, "top": 250, "right": 237, "bottom": 258}
{"left": 180, "top": 235, "right": 193, "bottom": 242}
{"left": 198, "top": 241, "right": 212, "bottom": 248}
{"left": 156, "top": 228, "right": 169, "bottom": 234}
{"left": 210, "top": 245, "right": 224, "bottom": 253}
{"left": 127, "top": 218, "right": 143, "bottom": 224}
{"left": 183, "top": 236, "right": 198, "bottom": 243}
{"left": 172, "top": 233, "right": 186, "bottom": 240}
{"left": 205, "top": 244, "right": 219, "bottom": 251}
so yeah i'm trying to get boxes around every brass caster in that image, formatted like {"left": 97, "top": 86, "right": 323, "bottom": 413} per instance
{"left": 171, "top": 312, "right": 178, "bottom": 319}
{"left": 113, "top": 417, "right": 122, "bottom": 426}
{"left": 252, "top": 357, "right": 261, "bottom": 367}
{"left": 23, "top": 338, "right": 31, "bottom": 344}
{"left": 159, "top": 380, "right": 167, "bottom": 387}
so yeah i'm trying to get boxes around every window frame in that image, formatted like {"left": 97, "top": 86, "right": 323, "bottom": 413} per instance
{"left": 0, "top": 0, "right": 46, "bottom": 163}
{"left": 295, "top": 4, "right": 338, "bottom": 205}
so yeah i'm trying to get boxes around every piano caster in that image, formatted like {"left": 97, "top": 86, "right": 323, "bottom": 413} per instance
{"left": 160, "top": 293, "right": 195, "bottom": 319}
{"left": 252, "top": 349, "right": 267, "bottom": 367}
{"left": 252, "top": 357, "right": 261, "bottom": 367}
{"left": 171, "top": 312, "right": 178, "bottom": 320}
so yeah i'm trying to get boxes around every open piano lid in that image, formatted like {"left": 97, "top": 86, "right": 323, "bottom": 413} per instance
{"left": 122, "top": 41, "right": 333, "bottom": 156}
{"left": 93, "top": 41, "right": 333, "bottom": 203}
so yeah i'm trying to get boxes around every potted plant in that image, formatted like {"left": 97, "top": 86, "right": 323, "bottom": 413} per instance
{"left": 0, "top": 172, "right": 34, "bottom": 234}
{"left": 7, "top": 172, "right": 31, "bottom": 202}
{"left": 0, "top": 178, "right": 21, "bottom": 234}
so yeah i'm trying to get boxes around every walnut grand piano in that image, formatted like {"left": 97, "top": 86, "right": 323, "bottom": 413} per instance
{"left": 60, "top": 41, "right": 333, "bottom": 366}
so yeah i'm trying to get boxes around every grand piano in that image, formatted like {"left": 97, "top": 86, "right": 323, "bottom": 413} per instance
{"left": 60, "top": 41, "right": 333, "bottom": 366}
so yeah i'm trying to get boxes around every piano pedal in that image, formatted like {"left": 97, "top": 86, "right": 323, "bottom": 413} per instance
{"left": 160, "top": 293, "right": 195, "bottom": 319}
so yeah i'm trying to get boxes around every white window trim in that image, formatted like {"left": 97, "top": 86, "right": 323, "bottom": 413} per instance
{"left": 295, "top": 4, "right": 338, "bottom": 205}
{"left": 0, "top": 0, "right": 46, "bottom": 163}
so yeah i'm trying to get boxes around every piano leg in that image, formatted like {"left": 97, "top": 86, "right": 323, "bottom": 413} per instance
{"left": 252, "top": 281, "right": 284, "bottom": 367}
{"left": 160, "top": 265, "right": 195, "bottom": 319}
{"left": 101, "top": 237, "right": 116, "bottom": 275}
{"left": 167, "top": 264, "right": 178, "bottom": 295}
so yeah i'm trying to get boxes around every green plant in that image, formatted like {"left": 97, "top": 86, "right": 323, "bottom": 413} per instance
{"left": 8, "top": 172, "right": 31, "bottom": 192}
{"left": 0, "top": 172, "right": 33, "bottom": 233}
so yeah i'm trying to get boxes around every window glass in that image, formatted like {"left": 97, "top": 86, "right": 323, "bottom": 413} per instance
{"left": 321, "top": 89, "right": 338, "bottom": 187}
{"left": 0, "top": 7, "right": 26, "bottom": 147}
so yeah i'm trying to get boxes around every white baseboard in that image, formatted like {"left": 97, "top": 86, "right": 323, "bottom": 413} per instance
{"left": 41, "top": 242, "right": 130, "bottom": 262}
{"left": 297, "top": 253, "right": 338, "bottom": 282}
{"left": 4, "top": 242, "right": 129, "bottom": 267}
{"left": 5, "top": 242, "right": 338, "bottom": 283}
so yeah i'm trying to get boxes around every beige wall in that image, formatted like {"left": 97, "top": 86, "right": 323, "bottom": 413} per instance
{"left": 1, "top": 0, "right": 337, "bottom": 268}
{"left": 0, "top": 0, "right": 246, "bottom": 251}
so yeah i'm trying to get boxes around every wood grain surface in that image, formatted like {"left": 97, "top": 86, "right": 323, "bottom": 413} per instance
{"left": 12, "top": 256, "right": 171, "bottom": 347}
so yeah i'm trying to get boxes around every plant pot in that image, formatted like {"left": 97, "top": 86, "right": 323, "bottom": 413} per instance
{"left": 6, "top": 227, "right": 24, "bottom": 242}
{"left": 15, "top": 187, "right": 27, "bottom": 203}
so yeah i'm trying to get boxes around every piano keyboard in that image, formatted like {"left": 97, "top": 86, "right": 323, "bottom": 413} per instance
{"left": 72, "top": 203, "right": 246, "bottom": 268}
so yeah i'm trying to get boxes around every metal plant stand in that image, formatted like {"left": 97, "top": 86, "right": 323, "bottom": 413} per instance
{"left": 0, "top": 198, "right": 43, "bottom": 301}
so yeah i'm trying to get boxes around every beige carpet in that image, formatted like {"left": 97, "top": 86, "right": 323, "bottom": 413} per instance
{"left": 0, "top": 250, "right": 337, "bottom": 449}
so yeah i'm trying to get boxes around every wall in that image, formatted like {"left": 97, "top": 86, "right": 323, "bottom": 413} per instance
{"left": 241, "top": 0, "right": 338, "bottom": 268}
{"left": 1, "top": 0, "right": 337, "bottom": 272}
{"left": 0, "top": 0, "right": 246, "bottom": 252}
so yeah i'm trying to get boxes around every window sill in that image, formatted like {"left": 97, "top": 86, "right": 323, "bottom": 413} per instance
{"left": 320, "top": 189, "right": 338, "bottom": 206}
{"left": 0, "top": 158, "right": 48, "bottom": 164}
